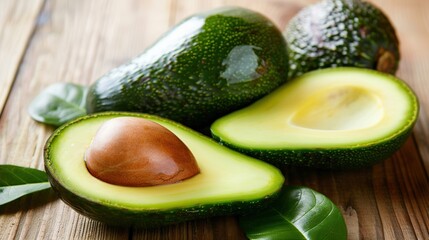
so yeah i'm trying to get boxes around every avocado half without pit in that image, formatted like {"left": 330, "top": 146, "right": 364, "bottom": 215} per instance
{"left": 211, "top": 67, "right": 419, "bottom": 169}
{"left": 44, "top": 112, "right": 284, "bottom": 227}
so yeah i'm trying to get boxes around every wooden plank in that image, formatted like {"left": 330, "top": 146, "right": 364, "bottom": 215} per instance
{"left": 372, "top": 0, "right": 429, "bottom": 174}
{"left": 0, "top": 0, "right": 44, "bottom": 114}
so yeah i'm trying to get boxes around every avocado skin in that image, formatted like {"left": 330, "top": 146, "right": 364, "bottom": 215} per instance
{"left": 86, "top": 7, "right": 289, "bottom": 128}
{"left": 212, "top": 126, "right": 414, "bottom": 169}
{"left": 46, "top": 173, "right": 280, "bottom": 227}
{"left": 285, "top": 0, "right": 399, "bottom": 79}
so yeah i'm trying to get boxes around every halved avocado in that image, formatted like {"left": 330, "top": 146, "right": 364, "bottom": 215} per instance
{"left": 44, "top": 112, "right": 284, "bottom": 227}
{"left": 211, "top": 67, "right": 419, "bottom": 169}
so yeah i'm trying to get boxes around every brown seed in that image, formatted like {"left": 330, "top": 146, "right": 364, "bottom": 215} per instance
{"left": 85, "top": 117, "right": 200, "bottom": 187}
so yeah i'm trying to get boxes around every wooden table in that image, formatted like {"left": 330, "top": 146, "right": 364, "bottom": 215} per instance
{"left": 1, "top": 0, "right": 428, "bottom": 239}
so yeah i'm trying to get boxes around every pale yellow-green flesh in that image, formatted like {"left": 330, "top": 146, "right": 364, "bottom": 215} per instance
{"left": 47, "top": 115, "right": 284, "bottom": 210}
{"left": 212, "top": 68, "right": 417, "bottom": 148}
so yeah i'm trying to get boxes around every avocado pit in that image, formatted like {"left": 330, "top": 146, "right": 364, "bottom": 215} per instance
{"left": 85, "top": 117, "right": 200, "bottom": 187}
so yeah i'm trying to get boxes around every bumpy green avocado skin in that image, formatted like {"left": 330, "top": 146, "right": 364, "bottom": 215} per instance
{"left": 46, "top": 173, "right": 279, "bottom": 227}
{"left": 86, "top": 7, "right": 288, "bottom": 128}
{"left": 213, "top": 127, "right": 414, "bottom": 169}
{"left": 285, "top": 0, "right": 399, "bottom": 79}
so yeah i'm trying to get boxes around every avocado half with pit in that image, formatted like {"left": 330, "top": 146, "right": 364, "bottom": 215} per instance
{"left": 211, "top": 67, "right": 419, "bottom": 169}
{"left": 44, "top": 112, "right": 284, "bottom": 227}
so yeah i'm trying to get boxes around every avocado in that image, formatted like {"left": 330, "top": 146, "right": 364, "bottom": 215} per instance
{"left": 44, "top": 112, "right": 284, "bottom": 227}
{"left": 86, "top": 7, "right": 289, "bottom": 128}
{"left": 211, "top": 67, "right": 419, "bottom": 169}
{"left": 284, "top": 0, "right": 400, "bottom": 79}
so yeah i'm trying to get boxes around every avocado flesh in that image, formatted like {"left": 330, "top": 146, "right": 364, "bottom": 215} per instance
{"left": 44, "top": 112, "right": 284, "bottom": 227}
{"left": 211, "top": 68, "right": 419, "bottom": 169}
{"left": 285, "top": 0, "right": 400, "bottom": 79}
{"left": 86, "top": 7, "right": 289, "bottom": 128}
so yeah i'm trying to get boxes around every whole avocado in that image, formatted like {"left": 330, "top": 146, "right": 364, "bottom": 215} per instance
{"left": 284, "top": 0, "right": 399, "bottom": 79}
{"left": 86, "top": 7, "right": 289, "bottom": 128}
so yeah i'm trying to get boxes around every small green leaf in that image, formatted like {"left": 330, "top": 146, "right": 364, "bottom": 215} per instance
{"left": 0, "top": 183, "right": 51, "bottom": 205}
{"left": 0, "top": 164, "right": 48, "bottom": 186}
{"left": 0, "top": 165, "right": 51, "bottom": 205}
{"left": 240, "top": 186, "right": 347, "bottom": 240}
{"left": 28, "top": 83, "right": 88, "bottom": 127}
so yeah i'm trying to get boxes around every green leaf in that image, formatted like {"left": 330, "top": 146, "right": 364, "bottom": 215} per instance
{"left": 240, "top": 186, "right": 347, "bottom": 240}
{"left": 28, "top": 83, "right": 88, "bottom": 127}
{"left": 0, "top": 165, "right": 51, "bottom": 205}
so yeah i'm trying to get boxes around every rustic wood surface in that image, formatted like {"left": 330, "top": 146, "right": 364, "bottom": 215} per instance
{"left": 1, "top": 0, "right": 428, "bottom": 239}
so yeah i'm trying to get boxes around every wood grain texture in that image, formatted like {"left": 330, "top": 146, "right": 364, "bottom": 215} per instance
{"left": 0, "top": 0, "right": 44, "bottom": 114}
{"left": 1, "top": 0, "right": 429, "bottom": 239}
{"left": 377, "top": 0, "right": 429, "bottom": 174}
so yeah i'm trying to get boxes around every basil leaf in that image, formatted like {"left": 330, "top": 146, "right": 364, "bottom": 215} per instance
{"left": 28, "top": 83, "right": 88, "bottom": 127}
{"left": 240, "top": 186, "right": 347, "bottom": 240}
{"left": 0, "top": 165, "right": 51, "bottom": 205}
